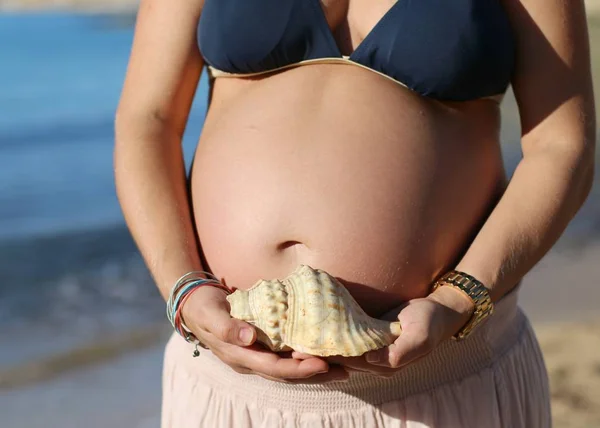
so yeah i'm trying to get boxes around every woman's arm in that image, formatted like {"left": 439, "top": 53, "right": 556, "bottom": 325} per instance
{"left": 349, "top": 0, "right": 595, "bottom": 372}
{"left": 115, "top": 0, "right": 205, "bottom": 298}
{"left": 455, "top": 0, "right": 595, "bottom": 301}
{"left": 114, "top": 0, "right": 346, "bottom": 383}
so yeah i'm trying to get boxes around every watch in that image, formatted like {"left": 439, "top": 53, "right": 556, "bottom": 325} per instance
{"left": 432, "top": 270, "right": 494, "bottom": 341}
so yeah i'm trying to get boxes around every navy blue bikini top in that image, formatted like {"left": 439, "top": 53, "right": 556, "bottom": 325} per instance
{"left": 198, "top": 0, "right": 515, "bottom": 101}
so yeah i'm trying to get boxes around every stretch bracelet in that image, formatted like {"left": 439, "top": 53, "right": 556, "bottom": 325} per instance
{"left": 166, "top": 270, "right": 227, "bottom": 322}
{"left": 166, "top": 271, "right": 231, "bottom": 357}
{"left": 168, "top": 271, "right": 220, "bottom": 302}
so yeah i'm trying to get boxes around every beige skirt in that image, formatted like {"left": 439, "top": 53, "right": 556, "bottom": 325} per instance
{"left": 161, "top": 289, "right": 551, "bottom": 427}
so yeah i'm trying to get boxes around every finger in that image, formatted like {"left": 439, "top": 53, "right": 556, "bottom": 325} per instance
{"left": 327, "top": 355, "right": 398, "bottom": 377}
{"left": 199, "top": 297, "right": 256, "bottom": 347}
{"left": 245, "top": 344, "right": 330, "bottom": 379}
{"left": 279, "top": 350, "right": 326, "bottom": 365}
{"left": 209, "top": 339, "right": 331, "bottom": 379}
{"left": 291, "top": 351, "right": 318, "bottom": 360}
{"left": 258, "top": 364, "right": 350, "bottom": 384}
{"left": 365, "top": 327, "right": 430, "bottom": 368}
{"left": 298, "top": 354, "right": 393, "bottom": 377}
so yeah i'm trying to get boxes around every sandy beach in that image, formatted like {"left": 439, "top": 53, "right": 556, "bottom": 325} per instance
{"left": 521, "top": 244, "right": 600, "bottom": 428}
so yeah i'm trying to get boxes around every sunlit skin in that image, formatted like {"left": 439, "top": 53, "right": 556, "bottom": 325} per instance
{"left": 115, "top": 0, "right": 594, "bottom": 382}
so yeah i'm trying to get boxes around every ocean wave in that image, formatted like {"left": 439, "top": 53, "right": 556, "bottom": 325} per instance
{"left": 0, "top": 224, "right": 164, "bottom": 335}
{"left": 0, "top": 223, "right": 138, "bottom": 284}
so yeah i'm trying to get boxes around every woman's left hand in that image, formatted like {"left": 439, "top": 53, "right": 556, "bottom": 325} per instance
{"left": 294, "top": 286, "right": 476, "bottom": 377}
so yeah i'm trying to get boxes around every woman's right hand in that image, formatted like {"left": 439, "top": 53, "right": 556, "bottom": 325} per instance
{"left": 181, "top": 285, "right": 349, "bottom": 384}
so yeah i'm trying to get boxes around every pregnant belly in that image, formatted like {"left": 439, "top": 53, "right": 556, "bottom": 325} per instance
{"left": 191, "top": 66, "right": 504, "bottom": 317}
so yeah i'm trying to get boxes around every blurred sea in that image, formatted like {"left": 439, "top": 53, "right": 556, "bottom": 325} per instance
{"left": 0, "top": 12, "right": 598, "bottom": 382}
{"left": 0, "top": 13, "right": 208, "bottom": 373}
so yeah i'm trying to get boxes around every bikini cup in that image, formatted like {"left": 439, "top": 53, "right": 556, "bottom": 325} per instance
{"left": 198, "top": 0, "right": 515, "bottom": 101}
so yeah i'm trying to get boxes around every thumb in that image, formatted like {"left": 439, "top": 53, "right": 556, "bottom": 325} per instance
{"left": 366, "top": 323, "right": 430, "bottom": 368}
{"left": 203, "top": 297, "right": 257, "bottom": 347}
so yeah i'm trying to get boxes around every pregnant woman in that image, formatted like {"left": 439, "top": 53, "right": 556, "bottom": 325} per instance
{"left": 114, "top": 0, "right": 595, "bottom": 426}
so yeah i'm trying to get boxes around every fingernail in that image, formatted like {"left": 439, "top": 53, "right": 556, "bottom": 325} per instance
{"left": 239, "top": 328, "right": 253, "bottom": 345}
{"left": 366, "top": 352, "right": 381, "bottom": 363}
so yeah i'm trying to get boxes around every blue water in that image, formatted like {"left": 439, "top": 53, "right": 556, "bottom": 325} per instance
{"left": 0, "top": 14, "right": 213, "bottom": 368}
{"left": 0, "top": 13, "right": 209, "bottom": 240}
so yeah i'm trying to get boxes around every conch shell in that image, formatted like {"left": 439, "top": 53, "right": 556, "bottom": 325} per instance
{"left": 227, "top": 265, "right": 402, "bottom": 357}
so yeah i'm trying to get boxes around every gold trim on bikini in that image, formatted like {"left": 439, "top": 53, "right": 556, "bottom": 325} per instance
{"left": 207, "top": 60, "right": 504, "bottom": 103}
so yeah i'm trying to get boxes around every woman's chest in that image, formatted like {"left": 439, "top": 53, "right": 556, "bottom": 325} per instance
{"left": 317, "top": 0, "right": 399, "bottom": 55}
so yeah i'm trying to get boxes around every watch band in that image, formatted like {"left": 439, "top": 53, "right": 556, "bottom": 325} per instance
{"left": 432, "top": 270, "right": 494, "bottom": 340}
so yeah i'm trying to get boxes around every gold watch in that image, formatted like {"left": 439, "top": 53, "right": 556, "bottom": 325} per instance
{"left": 432, "top": 270, "right": 494, "bottom": 341}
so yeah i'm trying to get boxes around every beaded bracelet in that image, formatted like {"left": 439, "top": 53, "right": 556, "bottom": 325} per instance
{"left": 166, "top": 271, "right": 232, "bottom": 356}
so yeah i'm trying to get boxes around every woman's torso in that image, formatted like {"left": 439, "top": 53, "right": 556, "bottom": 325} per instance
{"left": 190, "top": 0, "right": 508, "bottom": 317}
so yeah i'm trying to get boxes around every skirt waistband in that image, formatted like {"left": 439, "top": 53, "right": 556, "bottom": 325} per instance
{"left": 166, "top": 288, "right": 524, "bottom": 413}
